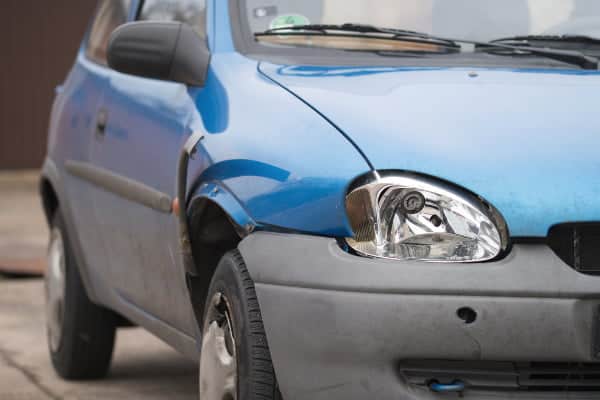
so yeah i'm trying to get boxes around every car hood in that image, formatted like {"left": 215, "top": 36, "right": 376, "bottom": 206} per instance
{"left": 260, "top": 63, "right": 600, "bottom": 236}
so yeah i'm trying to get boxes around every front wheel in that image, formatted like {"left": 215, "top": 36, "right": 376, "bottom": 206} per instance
{"left": 199, "top": 250, "right": 282, "bottom": 400}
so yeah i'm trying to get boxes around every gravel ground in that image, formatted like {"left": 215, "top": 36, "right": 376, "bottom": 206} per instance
{"left": 0, "top": 277, "right": 198, "bottom": 399}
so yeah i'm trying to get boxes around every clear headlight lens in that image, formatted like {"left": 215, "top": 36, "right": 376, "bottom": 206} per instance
{"left": 345, "top": 173, "right": 508, "bottom": 262}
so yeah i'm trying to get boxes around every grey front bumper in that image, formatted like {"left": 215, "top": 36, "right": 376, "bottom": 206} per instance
{"left": 239, "top": 232, "right": 600, "bottom": 400}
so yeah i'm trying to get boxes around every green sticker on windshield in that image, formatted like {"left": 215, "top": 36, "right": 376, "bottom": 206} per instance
{"left": 269, "top": 14, "right": 310, "bottom": 30}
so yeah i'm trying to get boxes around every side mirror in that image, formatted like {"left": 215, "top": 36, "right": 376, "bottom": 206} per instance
{"left": 107, "top": 21, "right": 210, "bottom": 87}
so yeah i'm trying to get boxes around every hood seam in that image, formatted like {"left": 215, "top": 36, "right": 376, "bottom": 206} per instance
{"left": 256, "top": 62, "right": 375, "bottom": 171}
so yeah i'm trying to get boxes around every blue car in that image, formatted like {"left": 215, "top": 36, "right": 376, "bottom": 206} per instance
{"left": 41, "top": 0, "right": 600, "bottom": 398}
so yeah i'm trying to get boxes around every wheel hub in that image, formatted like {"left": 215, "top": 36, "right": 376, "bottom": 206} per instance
{"left": 45, "top": 227, "right": 66, "bottom": 353}
{"left": 199, "top": 292, "right": 237, "bottom": 400}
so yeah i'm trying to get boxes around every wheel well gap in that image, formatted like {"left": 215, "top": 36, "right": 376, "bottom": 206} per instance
{"left": 40, "top": 178, "right": 59, "bottom": 225}
{"left": 186, "top": 198, "right": 242, "bottom": 330}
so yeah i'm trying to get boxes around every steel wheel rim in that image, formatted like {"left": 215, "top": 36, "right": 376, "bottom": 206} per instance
{"left": 45, "top": 227, "right": 66, "bottom": 353}
{"left": 199, "top": 292, "right": 237, "bottom": 400}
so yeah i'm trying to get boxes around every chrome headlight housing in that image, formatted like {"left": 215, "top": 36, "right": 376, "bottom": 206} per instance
{"left": 345, "top": 172, "right": 509, "bottom": 262}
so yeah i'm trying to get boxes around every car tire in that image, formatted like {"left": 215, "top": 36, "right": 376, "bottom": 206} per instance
{"left": 46, "top": 210, "right": 116, "bottom": 380}
{"left": 199, "top": 250, "right": 282, "bottom": 400}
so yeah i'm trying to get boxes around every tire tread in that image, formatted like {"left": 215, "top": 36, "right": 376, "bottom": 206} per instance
{"left": 212, "top": 250, "right": 283, "bottom": 400}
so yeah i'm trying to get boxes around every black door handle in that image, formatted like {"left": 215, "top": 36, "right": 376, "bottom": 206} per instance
{"left": 96, "top": 109, "right": 108, "bottom": 138}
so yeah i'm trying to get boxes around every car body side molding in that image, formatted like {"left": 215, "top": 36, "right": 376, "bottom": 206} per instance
{"left": 65, "top": 160, "right": 173, "bottom": 214}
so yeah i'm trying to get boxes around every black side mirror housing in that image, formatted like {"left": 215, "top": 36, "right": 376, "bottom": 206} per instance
{"left": 107, "top": 21, "right": 210, "bottom": 86}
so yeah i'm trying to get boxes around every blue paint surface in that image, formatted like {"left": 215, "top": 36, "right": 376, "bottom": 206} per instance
{"left": 186, "top": 52, "right": 368, "bottom": 237}
{"left": 260, "top": 63, "right": 600, "bottom": 236}
{"left": 49, "top": 0, "right": 600, "bottom": 245}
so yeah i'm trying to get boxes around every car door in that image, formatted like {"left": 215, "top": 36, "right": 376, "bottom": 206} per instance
{"left": 61, "top": 0, "right": 132, "bottom": 297}
{"left": 89, "top": 0, "right": 207, "bottom": 336}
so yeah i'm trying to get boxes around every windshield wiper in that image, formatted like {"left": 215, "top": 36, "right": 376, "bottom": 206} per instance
{"left": 491, "top": 34, "right": 600, "bottom": 46}
{"left": 476, "top": 37, "right": 599, "bottom": 69}
{"left": 257, "top": 24, "right": 600, "bottom": 69}
{"left": 258, "top": 23, "right": 461, "bottom": 50}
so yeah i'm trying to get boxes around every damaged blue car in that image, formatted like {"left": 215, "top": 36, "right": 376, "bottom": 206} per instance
{"left": 42, "top": 0, "right": 600, "bottom": 399}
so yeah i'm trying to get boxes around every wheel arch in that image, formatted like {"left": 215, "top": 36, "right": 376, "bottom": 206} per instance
{"left": 185, "top": 182, "right": 256, "bottom": 330}
{"left": 39, "top": 158, "right": 102, "bottom": 303}
{"left": 40, "top": 177, "right": 59, "bottom": 226}
{"left": 39, "top": 159, "right": 63, "bottom": 226}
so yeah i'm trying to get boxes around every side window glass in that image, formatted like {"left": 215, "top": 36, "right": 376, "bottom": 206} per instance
{"left": 87, "top": 0, "right": 131, "bottom": 65}
{"left": 138, "top": 0, "right": 207, "bottom": 38}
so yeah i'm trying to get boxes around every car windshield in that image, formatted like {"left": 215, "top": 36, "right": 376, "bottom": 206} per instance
{"left": 244, "top": 0, "right": 600, "bottom": 52}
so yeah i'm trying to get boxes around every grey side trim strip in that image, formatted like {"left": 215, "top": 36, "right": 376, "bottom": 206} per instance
{"left": 65, "top": 160, "right": 172, "bottom": 213}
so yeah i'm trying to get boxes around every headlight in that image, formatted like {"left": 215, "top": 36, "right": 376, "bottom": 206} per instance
{"left": 345, "top": 172, "right": 508, "bottom": 262}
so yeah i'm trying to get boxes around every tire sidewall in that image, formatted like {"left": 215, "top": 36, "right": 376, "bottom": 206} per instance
{"left": 48, "top": 212, "right": 77, "bottom": 367}
{"left": 203, "top": 253, "right": 257, "bottom": 400}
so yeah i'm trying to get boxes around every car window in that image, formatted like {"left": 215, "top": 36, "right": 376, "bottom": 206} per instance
{"left": 138, "top": 0, "right": 207, "bottom": 38}
{"left": 245, "top": 0, "right": 600, "bottom": 44}
{"left": 86, "top": 0, "right": 132, "bottom": 65}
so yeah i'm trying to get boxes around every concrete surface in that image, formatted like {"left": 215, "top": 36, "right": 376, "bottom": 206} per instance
{"left": 0, "top": 170, "right": 47, "bottom": 275}
{"left": 0, "top": 276, "right": 198, "bottom": 399}
{"left": 0, "top": 170, "right": 198, "bottom": 398}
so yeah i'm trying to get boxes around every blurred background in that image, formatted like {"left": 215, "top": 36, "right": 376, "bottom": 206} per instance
{"left": 0, "top": 1, "right": 95, "bottom": 276}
